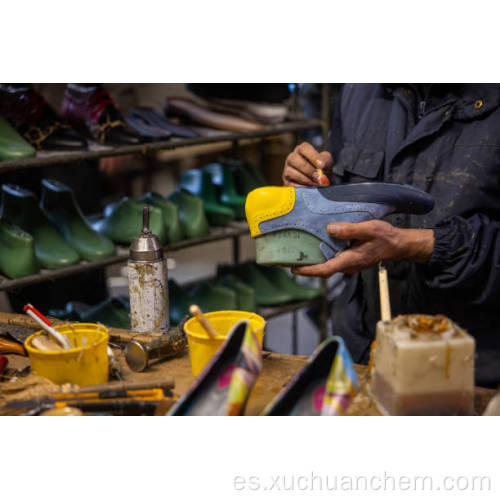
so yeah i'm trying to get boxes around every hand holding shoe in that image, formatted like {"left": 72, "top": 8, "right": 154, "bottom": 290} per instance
{"left": 293, "top": 220, "right": 435, "bottom": 278}
{"left": 282, "top": 142, "right": 333, "bottom": 187}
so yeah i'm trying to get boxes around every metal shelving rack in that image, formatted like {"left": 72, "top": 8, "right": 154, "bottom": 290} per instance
{"left": 0, "top": 116, "right": 327, "bottom": 330}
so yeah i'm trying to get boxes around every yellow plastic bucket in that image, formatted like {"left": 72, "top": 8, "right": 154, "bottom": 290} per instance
{"left": 184, "top": 310, "right": 266, "bottom": 376}
{"left": 25, "top": 323, "right": 109, "bottom": 386}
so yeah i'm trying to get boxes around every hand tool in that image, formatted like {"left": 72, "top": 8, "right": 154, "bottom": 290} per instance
{"left": 378, "top": 263, "right": 392, "bottom": 321}
{"left": 0, "top": 337, "right": 25, "bottom": 355}
{"left": 23, "top": 303, "right": 74, "bottom": 349}
{"left": 125, "top": 324, "right": 187, "bottom": 372}
{"left": 59, "top": 376, "right": 175, "bottom": 395}
{"left": 0, "top": 355, "right": 8, "bottom": 375}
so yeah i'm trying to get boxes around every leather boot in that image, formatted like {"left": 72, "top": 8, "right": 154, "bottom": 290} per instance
{"left": 61, "top": 84, "right": 142, "bottom": 145}
{"left": 0, "top": 84, "right": 87, "bottom": 150}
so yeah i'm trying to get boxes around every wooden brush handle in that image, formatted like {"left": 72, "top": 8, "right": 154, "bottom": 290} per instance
{"left": 0, "top": 337, "right": 26, "bottom": 356}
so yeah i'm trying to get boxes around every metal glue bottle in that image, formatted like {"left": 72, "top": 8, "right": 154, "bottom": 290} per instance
{"left": 128, "top": 206, "right": 169, "bottom": 333}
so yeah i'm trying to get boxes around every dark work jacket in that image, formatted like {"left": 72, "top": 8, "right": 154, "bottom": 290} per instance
{"left": 328, "top": 83, "right": 500, "bottom": 386}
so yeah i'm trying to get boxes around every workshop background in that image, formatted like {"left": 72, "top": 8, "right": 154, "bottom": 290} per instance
{"left": 0, "top": 83, "right": 339, "bottom": 358}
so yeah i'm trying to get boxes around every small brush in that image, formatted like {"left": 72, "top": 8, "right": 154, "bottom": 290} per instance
{"left": 189, "top": 304, "right": 219, "bottom": 339}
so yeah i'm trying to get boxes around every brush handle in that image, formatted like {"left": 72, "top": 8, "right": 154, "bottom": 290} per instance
{"left": 189, "top": 305, "right": 218, "bottom": 339}
{"left": 378, "top": 264, "right": 392, "bottom": 322}
{"left": 24, "top": 308, "right": 74, "bottom": 349}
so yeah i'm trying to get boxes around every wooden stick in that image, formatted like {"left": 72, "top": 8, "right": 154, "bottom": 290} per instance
{"left": 378, "top": 263, "right": 392, "bottom": 322}
{"left": 189, "top": 304, "right": 218, "bottom": 339}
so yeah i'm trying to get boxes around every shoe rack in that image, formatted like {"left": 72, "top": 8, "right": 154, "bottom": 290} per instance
{"left": 0, "top": 88, "right": 331, "bottom": 351}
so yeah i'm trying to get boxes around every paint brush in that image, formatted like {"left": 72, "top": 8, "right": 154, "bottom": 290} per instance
{"left": 378, "top": 263, "right": 392, "bottom": 321}
{"left": 23, "top": 303, "right": 74, "bottom": 349}
{"left": 189, "top": 304, "right": 219, "bottom": 339}
{"left": 316, "top": 168, "right": 330, "bottom": 187}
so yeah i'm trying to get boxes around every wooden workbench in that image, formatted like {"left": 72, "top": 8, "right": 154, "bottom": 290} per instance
{"left": 0, "top": 317, "right": 495, "bottom": 415}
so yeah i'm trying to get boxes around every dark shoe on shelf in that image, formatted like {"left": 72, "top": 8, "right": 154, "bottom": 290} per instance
{"left": 167, "top": 190, "right": 210, "bottom": 239}
{"left": 61, "top": 84, "right": 142, "bottom": 145}
{"left": 40, "top": 179, "right": 115, "bottom": 261}
{"left": 188, "top": 282, "right": 238, "bottom": 312}
{"left": 0, "top": 116, "right": 36, "bottom": 161}
{"left": 168, "top": 320, "right": 263, "bottom": 415}
{"left": 1, "top": 184, "right": 80, "bottom": 269}
{"left": 169, "top": 279, "right": 191, "bottom": 326}
{"left": 127, "top": 107, "right": 200, "bottom": 139}
{"left": 0, "top": 84, "right": 87, "bottom": 151}
{"left": 203, "top": 163, "right": 246, "bottom": 219}
{"left": 0, "top": 217, "right": 39, "bottom": 278}
{"left": 138, "top": 192, "right": 184, "bottom": 243}
{"left": 262, "top": 337, "right": 357, "bottom": 416}
{"left": 258, "top": 265, "right": 321, "bottom": 301}
{"left": 219, "top": 262, "right": 294, "bottom": 306}
{"left": 246, "top": 183, "right": 435, "bottom": 266}
{"left": 229, "top": 161, "right": 264, "bottom": 196}
{"left": 217, "top": 274, "right": 257, "bottom": 312}
{"left": 179, "top": 169, "right": 235, "bottom": 226}
{"left": 90, "top": 197, "right": 167, "bottom": 245}
{"left": 79, "top": 297, "right": 131, "bottom": 329}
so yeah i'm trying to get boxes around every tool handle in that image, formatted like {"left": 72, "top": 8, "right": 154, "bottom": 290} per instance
{"left": 0, "top": 338, "right": 26, "bottom": 356}
{"left": 24, "top": 308, "right": 74, "bottom": 349}
{"left": 189, "top": 304, "right": 218, "bottom": 339}
{"left": 378, "top": 264, "right": 392, "bottom": 322}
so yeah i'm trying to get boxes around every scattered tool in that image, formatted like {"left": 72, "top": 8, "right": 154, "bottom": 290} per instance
{"left": 23, "top": 303, "right": 74, "bottom": 349}
{"left": 125, "top": 324, "right": 187, "bottom": 372}
{"left": 0, "top": 324, "right": 34, "bottom": 345}
{"left": 189, "top": 304, "right": 218, "bottom": 339}
{"left": 107, "top": 346, "right": 123, "bottom": 380}
{"left": 378, "top": 263, "right": 391, "bottom": 321}
{"left": 128, "top": 206, "right": 169, "bottom": 333}
{"left": 59, "top": 376, "right": 175, "bottom": 395}
{"left": 0, "top": 337, "right": 25, "bottom": 355}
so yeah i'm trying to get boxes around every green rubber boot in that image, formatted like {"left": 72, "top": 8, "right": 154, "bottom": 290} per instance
{"left": 240, "top": 161, "right": 267, "bottom": 187}
{"left": 167, "top": 190, "right": 210, "bottom": 239}
{"left": 0, "top": 217, "right": 39, "bottom": 278}
{"left": 90, "top": 197, "right": 167, "bottom": 245}
{"left": 179, "top": 169, "right": 235, "bottom": 226}
{"left": 203, "top": 163, "right": 246, "bottom": 219}
{"left": 188, "top": 282, "right": 237, "bottom": 312}
{"left": 258, "top": 265, "right": 321, "bottom": 301}
{"left": 1, "top": 184, "right": 80, "bottom": 269}
{"left": 169, "top": 279, "right": 192, "bottom": 326}
{"left": 40, "top": 179, "right": 115, "bottom": 261}
{"left": 79, "top": 297, "right": 131, "bottom": 329}
{"left": 217, "top": 274, "right": 257, "bottom": 312}
{"left": 139, "top": 192, "right": 185, "bottom": 243}
{"left": 230, "top": 162, "right": 262, "bottom": 196}
{"left": 219, "top": 262, "right": 294, "bottom": 306}
{"left": 48, "top": 301, "right": 88, "bottom": 321}
{"left": 0, "top": 116, "right": 36, "bottom": 161}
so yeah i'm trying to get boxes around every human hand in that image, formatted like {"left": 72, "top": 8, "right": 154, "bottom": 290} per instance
{"left": 292, "top": 220, "right": 435, "bottom": 278}
{"left": 282, "top": 142, "right": 333, "bottom": 187}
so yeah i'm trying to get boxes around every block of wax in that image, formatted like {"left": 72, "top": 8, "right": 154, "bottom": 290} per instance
{"left": 370, "top": 314, "right": 475, "bottom": 416}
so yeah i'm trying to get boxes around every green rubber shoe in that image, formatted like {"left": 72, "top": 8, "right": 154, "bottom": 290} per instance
{"left": 48, "top": 301, "right": 88, "bottom": 321}
{"left": 217, "top": 274, "right": 257, "bottom": 312}
{"left": 258, "top": 265, "right": 321, "bottom": 301}
{"left": 188, "top": 282, "right": 237, "bottom": 312}
{"left": 40, "top": 179, "right": 116, "bottom": 262}
{"left": 0, "top": 116, "right": 36, "bottom": 161}
{"left": 139, "top": 192, "right": 185, "bottom": 243}
{"left": 0, "top": 217, "right": 39, "bottom": 278}
{"left": 90, "top": 197, "right": 167, "bottom": 245}
{"left": 167, "top": 190, "right": 210, "bottom": 239}
{"left": 203, "top": 163, "right": 246, "bottom": 219}
{"left": 169, "top": 279, "right": 191, "bottom": 326}
{"left": 79, "top": 297, "right": 131, "bottom": 329}
{"left": 230, "top": 162, "right": 262, "bottom": 196}
{"left": 219, "top": 262, "right": 295, "bottom": 306}
{"left": 179, "top": 169, "right": 235, "bottom": 226}
{"left": 1, "top": 184, "right": 80, "bottom": 269}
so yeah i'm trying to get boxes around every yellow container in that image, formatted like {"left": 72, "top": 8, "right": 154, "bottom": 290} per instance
{"left": 184, "top": 310, "right": 266, "bottom": 376}
{"left": 25, "top": 323, "right": 109, "bottom": 386}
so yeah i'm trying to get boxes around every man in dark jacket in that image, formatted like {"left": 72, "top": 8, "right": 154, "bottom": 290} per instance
{"left": 284, "top": 84, "right": 500, "bottom": 387}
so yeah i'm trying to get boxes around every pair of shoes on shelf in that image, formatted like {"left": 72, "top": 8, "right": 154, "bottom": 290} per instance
{"left": 126, "top": 107, "right": 200, "bottom": 139}
{"left": 0, "top": 84, "right": 86, "bottom": 151}
{"left": 49, "top": 296, "right": 130, "bottom": 330}
{"left": 218, "top": 261, "right": 320, "bottom": 307}
{"left": 61, "top": 84, "right": 142, "bottom": 145}
{"left": 246, "top": 183, "right": 435, "bottom": 266}
{"left": 0, "top": 180, "right": 115, "bottom": 278}
{"left": 0, "top": 116, "right": 36, "bottom": 161}
{"left": 168, "top": 323, "right": 357, "bottom": 416}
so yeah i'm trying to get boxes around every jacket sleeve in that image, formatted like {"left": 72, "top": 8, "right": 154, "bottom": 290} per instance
{"left": 424, "top": 213, "right": 500, "bottom": 306}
